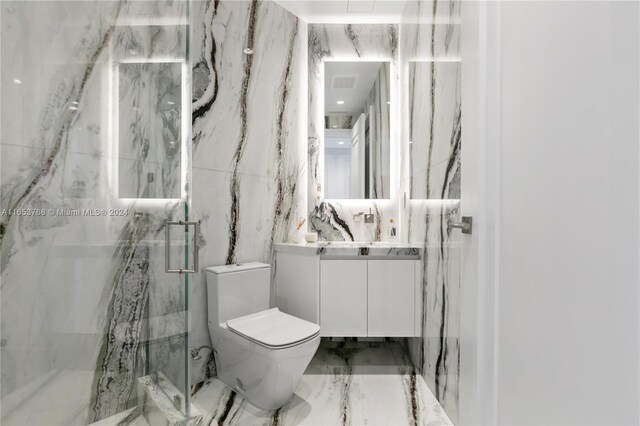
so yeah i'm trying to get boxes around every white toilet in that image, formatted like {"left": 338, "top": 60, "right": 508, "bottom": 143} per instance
{"left": 206, "top": 262, "right": 320, "bottom": 410}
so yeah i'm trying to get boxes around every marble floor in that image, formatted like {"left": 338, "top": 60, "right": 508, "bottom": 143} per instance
{"left": 190, "top": 342, "right": 452, "bottom": 426}
{"left": 92, "top": 408, "right": 149, "bottom": 426}
{"left": 94, "top": 342, "right": 452, "bottom": 426}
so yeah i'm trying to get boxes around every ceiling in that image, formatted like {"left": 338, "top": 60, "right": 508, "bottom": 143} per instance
{"left": 324, "top": 61, "right": 385, "bottom": 115}
{"left": 272, "top": 0, "right": 409, "bottom": 24}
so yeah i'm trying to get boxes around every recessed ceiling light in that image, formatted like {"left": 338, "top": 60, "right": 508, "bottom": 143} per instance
{"left": 332, "top": 125, "right": 338, "bottom": 128}
{"left": 167, "top": 101, "right": 175, "bottom": 105}
{"left": 338, "top": 141, "right": 345, "bottom": 145}
{"left": 13, "top": 79, "right": 22, "bottom": 85}
{"left": 336, "top": 100, "right": 345, "bottom": 105}
{"left": 69, "top": 106, "right": 78, "bottom": 111}
{"left": 243, "top": 47, "right": 253, "bottom": 55}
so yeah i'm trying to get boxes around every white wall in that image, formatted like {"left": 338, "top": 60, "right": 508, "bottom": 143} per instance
{"left": 461, "top": 1, "right": 640, "bottom": 424}
{"left": 325, "top": 148, "right": 351, "bottom": 199}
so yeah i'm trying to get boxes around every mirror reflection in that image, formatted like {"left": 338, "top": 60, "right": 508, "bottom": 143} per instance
{"left": 324, "top": 61, "right": 390, "bottom": 199}
{"left": 118, "top": 61, "right": 182, "bottom": 199}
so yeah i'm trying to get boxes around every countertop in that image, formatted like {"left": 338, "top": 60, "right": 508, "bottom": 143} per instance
{"left": 274, "top": 242, "right": 421, "bottom": 258}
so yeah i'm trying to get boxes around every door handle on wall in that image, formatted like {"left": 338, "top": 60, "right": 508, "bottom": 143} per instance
{"left": 449, "top": 216, "right": 473, "bottom": 235}
{"left": 165, "top": 220, "right": 200, "bottom": 273}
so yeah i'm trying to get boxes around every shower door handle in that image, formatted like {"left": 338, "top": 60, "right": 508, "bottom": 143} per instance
{"left": 165, "top": 220, "right": 200, "bottom": 273}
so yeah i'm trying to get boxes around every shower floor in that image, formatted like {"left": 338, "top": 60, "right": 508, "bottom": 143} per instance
{"left": 93, "top": 341, "right": 452, "bottom": 426}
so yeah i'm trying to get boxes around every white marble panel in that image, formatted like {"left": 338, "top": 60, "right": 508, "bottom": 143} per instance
{"left": 191, "top": 1, "right": 305, "bottom": 178}
{"left": 408, "top": 60, "right": 461, "bottom": 200}
{"left": 0, "top": 145, "right": 23, "bottom": 185}
{"left": 400, "top": 0, "right": 462, "bottom": 422}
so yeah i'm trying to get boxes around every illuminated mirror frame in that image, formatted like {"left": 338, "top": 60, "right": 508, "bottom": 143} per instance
{"left": 320, "top": 58, "right": 397, "bottom": 202}
{"left": 110, "top": 58, "right": 189, "bottom": 203}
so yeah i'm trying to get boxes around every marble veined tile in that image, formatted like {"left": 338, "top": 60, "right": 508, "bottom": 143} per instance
{"left": 400, "top": 0, "right": 462, "bottom": 421}
{"left": 191, "top": 0, "right": 306, "bottom": 179}
{"left": 408, "top": 61, "right": 461, "bottom": 200}
{"left": 190, "top": 0, "right": 308, "bottom": 269}
{"left": 191, "top": 342, "right": 452, "bottom": 426}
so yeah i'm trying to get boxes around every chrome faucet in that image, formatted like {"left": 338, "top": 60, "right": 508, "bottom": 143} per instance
{"left": 364, "top": 208, "right": 374, "bottom": 224}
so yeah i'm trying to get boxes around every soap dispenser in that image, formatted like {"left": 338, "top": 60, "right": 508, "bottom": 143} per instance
{"left": 388, "top": 218, "right": 397, "bottom": 239}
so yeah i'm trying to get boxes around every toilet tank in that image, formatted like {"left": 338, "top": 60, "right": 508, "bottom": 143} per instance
{"left": 206, "top": 262, "right": 270, "bottom": 325}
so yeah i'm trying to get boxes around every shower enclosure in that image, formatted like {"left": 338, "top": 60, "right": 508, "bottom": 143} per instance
{"left": 1, "top": 0, "right": 194, "bottom": 424}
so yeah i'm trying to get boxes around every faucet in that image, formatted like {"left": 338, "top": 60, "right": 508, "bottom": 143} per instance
{"left": 190, "top": 345, "right": 214, "bottom": 360}
{"left": 364, "top": 208, "right": 374, "bottom": 224}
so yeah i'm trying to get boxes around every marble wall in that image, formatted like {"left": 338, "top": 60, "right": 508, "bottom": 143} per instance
{"left": 1, "top": 0, "right": 463, "bottom": 423}
{"left": 1, "top": 0, "right": 308, "bottom": 424}
{"left": 188, "top": 0, "right": 308, "bottom": 388}
{"left": 308, "top": 24, "right": 400, "bottom": 242}
{"left": 400, "top": 0, "right": 463, "bottom": 422}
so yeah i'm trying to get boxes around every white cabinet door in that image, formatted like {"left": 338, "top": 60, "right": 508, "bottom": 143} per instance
{"left": 320, "top": 259, "right": 367, "bottom": 336}
{"left": 275, "top": 252, "right": 320, "bottom": 324}
{"left": 367, "top": 259, "right": 416, "bottom": 336}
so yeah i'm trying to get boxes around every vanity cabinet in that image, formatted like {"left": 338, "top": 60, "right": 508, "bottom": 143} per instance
{"left": 320, "top": 259, "right": 419, "bottom": 337}
{"left": 320, "top": 260, "right": 368, "bottom": 336}
{"left": 367, "top": 260, "right": 416, "bottom": 337}
{"left": 274, "top": 244, "right": 422, "bottom": 338}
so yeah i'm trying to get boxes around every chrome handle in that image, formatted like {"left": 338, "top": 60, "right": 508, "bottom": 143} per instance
{"left": 449, "top": 216, "right": 472, "bottom": 235}
{"left": 165, "top": 220, "right": 200, "bottom": 273}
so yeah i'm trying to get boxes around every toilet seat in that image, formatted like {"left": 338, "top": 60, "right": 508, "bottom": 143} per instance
{"left": 227, "top": 308, "right": 320, "bottom": 349}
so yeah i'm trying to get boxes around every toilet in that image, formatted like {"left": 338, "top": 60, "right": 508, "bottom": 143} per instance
{"left": 206, "top": 262, "right": 320, "bottom": 410}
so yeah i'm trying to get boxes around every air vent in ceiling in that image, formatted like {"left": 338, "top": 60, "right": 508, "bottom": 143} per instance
{"left": 332, "top": 74, "right": 359, "bottom": 90}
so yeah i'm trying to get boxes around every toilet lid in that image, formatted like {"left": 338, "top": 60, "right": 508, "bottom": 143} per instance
{"left": 226, "top": 308, "right": 320, "bottom": 348}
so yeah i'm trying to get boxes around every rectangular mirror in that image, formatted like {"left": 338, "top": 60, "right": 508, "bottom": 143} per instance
{"left": 323, "top": 61, "right": 390, "bottom": 199}
{"left": 118, "top": 61, "right": 183, "bottom": 199}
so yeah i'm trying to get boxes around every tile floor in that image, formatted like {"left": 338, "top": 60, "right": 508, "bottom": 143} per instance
{"left": 95, "top": 342, "right": 453, "bottom": 426}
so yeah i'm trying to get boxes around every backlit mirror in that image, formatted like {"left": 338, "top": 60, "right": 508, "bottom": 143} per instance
{"left": 323, "top": 61, "right": 390, "bottom": 199}
{"left": 118, "top": 61, "right": 183, "bottom": 199}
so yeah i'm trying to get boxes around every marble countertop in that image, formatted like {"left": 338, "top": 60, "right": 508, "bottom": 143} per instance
{"left": 274, "top": 242, "right": 421, "bottom": 258}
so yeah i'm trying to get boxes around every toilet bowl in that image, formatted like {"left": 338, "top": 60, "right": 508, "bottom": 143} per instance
{"left": 206, "top": 262, "right": 320, "bottom": 410}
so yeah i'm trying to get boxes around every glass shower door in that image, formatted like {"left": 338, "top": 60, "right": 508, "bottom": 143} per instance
{"left": 0, "top": 0, "right": 193, "bottom": 424}
{"left": 109, "top": 3, "right": 194, "bottom": 422}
